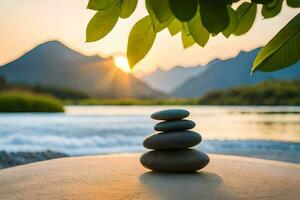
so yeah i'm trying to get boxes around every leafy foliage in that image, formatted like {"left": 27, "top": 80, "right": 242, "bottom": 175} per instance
{"left": 169, "top": 0, "right": 198, "bottom": 22}
{"left": 119, "top": 0, "right": 138, "bottom": 18}
{"left": 87, "top": 0, "right": 119, "bottom": 11}
{"left": 199, "top": 0, "right": 229, "bottom": 34}
{"left": 222, "top": 6, "right": 238, "bottom": 38}
{"left": 146, "top": 0, "right": 173, "bottom": 32}
{"left": 167, "top": 18, "right": 182, "bottom": 36}
{"left": 262, "top": 0, "right": 283, "bottom": 18}
{"left": 147, "top": 0, "right": 172, "bottom": 23}
{"left": 188, "top": 11, "right": 209, "bottom": 47}
{"left": 181, "top": 23, "right": 196, "bottom": 48}
{"left": 287, "top": 0, "right": 300, "bottom": 7}
{"left": 86, "top": 2, "right": 121, "bottom": 42}
{"left": 234, "top": 3, "right": 257, "bottom": 36}
{"left": 86, "top": 0, "right": 300, "bottom": 72}
{"left": 127, "top": 16, "right": 156, "bottom": 67}
{"left": 252, "top": 13, "right": 300, "bottom": 73}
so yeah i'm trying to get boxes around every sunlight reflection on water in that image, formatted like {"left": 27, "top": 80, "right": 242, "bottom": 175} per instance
{"left": 66, "top": 105, "right": 300, "bottom": 141}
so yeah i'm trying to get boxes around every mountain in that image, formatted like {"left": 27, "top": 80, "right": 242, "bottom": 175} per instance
{"left": 141, "top": 65, "right": 206, "bottom": 93}
{"left": 172, "top": 48, "right": 300, "bottom": 97}
{"left": 0, "top": 41, "right": 163, "bottom": 98}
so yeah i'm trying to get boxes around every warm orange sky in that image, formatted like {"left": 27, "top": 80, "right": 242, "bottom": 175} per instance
{"left": 0, "top": 0, "right": 299, "bottom": 75}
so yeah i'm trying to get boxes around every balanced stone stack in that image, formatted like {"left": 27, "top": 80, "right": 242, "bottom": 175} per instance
{"left": 140, "top": 109, "right": 209, "bottom": 173}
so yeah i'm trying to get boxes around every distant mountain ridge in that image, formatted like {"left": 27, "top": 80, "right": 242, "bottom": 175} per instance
{"left": 141, "top": 65, "right": 206, "bottom": 93}
{"left": 172, "top": 48, "right": 300, "bottom": 97}
{"left": 0, "top": 41, "right": 163, "bottom": 98}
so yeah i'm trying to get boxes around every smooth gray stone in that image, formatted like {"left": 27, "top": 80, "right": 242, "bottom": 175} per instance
{"left": 140, "top": 149, "right": 209, "bottom": 172}
{"left": 151, "top": 109, "right": 189, "bottom": 120}
{"left": 154, "top": 120, "right": 195, "bottom": 131}
{"left": 143, "top": 131, "right": 202, "bottom": 150}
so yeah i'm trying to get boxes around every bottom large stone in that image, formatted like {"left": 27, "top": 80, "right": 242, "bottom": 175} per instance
{"left": 140, "top": 149, "right": 209, "bottom": 172}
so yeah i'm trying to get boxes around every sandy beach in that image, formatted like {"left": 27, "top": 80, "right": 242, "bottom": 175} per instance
{"left": 0, "top": 153, "right": 299, "bottom": 200}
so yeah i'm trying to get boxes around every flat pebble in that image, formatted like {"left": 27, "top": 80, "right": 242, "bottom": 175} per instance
{"left": 154, "top": 120, "right": 195, "bottom": 131}
{"left": 151, "top": 109, "right": 189, "bottom": 120}
{"left": 143, "top": 131, "right": 202, "bottom": 150}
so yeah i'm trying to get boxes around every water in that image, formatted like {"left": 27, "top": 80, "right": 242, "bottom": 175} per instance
{"left": 0, "top": 106, "right": 300, "bottom": 161}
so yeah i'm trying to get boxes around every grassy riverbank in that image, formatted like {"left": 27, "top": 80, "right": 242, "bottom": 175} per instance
{"left": 1, "top": 80, "right": 299, "bottom": 107}
{"left": 199, "top": 80, "right": 300, "bottom": 105}
{"left": 0, "top": 91, "right": 64, "bottom": 112}
{"left": 66, "top": 80, "right": 300, "bottom": 106}
{"left": 66, "top": 98, "right": 198, "bottom": 105}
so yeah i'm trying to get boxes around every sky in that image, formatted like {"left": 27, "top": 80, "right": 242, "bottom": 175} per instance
{"left": 0, "top": 0, "right": 299, "bottom": 75}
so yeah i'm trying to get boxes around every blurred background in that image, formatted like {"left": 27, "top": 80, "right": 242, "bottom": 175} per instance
{"left": 0, "top": 0, "right": 299, "bottom": 169}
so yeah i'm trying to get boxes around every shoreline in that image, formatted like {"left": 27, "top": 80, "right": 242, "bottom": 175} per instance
{"left": 1, "top": 144, "right": 299, "bottom": 170}
{"left": 0, "top": 150, "right": 68, "bottom": 170}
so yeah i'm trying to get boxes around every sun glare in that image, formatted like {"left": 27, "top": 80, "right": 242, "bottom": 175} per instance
{"left": 113, "top": 56, "right": 131, "bottom": 73}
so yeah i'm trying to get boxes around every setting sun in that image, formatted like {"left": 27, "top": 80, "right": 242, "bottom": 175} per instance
{"left": 113, "top": 55, "right": 131, "bottom": 73}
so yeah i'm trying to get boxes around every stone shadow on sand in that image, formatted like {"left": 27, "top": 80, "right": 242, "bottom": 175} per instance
{"left": 139, "top": 171, "right": 233, "bottom": 200}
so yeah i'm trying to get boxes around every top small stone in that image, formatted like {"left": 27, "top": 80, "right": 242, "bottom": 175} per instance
{"left": 151, "top": 109, "right": 190, "bottom": 120}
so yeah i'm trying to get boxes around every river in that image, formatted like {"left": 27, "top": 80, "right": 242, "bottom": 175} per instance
{"left": 0, "top": 105, "right": 299, "bottom": 162}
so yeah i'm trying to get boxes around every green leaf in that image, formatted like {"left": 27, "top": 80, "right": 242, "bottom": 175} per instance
{"left": 181, "top": 31, "right": 196, "bottom": 49}
{"left": 234, "top": 3, "right": 257, "bottom": 36}
{"left": 182, "top": 22, "right": 190, "bottom": 36}
{"left": 127, "top": 16, "right": 156, "bottom": 68}
{"left": 146, "top": 0, "right": 174, "bottom": 32}
{"left": 262, "top": 0, "right": 283, "bottom": 18}
{"left": 120, "top": 0, "right": 138, "bottom": 18}
{"left": 222, "top": 6, "right": 238, "bottom": 38}
{"left": 211, "top": 32, "right": 219, "bottom": 37}
{"left": 188, "top": 10, "right": 210, "bottom": 47}
{"left": 86, "top": 2, "right": 121, "bottom": 42}
{"left": 147, "top": 0, "right": 173, "bottom": 23}
{"left": 225, "top": 0, "right": 235, "bottom": 4}
{"left": 251, "top": 0, "right": 273, "bottom": 4}
{"left": 181, "top": 22, "right": 195, "bottom": 48}
{"left": 87, "top": 0, "right": 120, "bottom": 11}
{"left": 167, "top": 18, "right": 182, "bottom": 36}
{"left": 252, "top": 13, "right": 300, "bottom": 73}
{"left": 169, "top": 0, "right": 198, "bottom": 21}
{"left": 287, "top": 0, "right": 300, "bottom": 7}
{"left": 199, "top": 0, "right": 229, "bottom": 34}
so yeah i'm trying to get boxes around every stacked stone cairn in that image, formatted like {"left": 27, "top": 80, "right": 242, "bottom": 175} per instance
{"left": 140, "top": 109, "right": 209, "bottom": 173}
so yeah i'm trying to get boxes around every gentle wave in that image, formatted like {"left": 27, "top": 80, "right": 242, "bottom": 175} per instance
{"left": 1, "top": 133, "right": 299, "bottom": 157}
{"left": 1, "top": 106, "right": 300, "bottom": 163}
{"left": 0, "top": 133, "right": 144, "bottom": 154}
